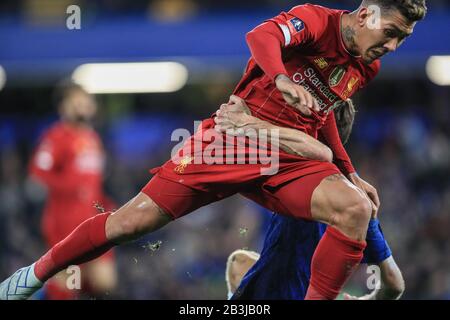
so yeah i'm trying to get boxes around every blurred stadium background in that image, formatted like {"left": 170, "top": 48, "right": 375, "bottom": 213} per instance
{"left": 0, "top": 0, "right": 449, "bottom": 299}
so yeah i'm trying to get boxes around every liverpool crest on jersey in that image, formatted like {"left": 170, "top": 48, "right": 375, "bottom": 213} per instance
{"left": 342, "top": 76, "right": 360, "bottom": 99}
{"left": 329, "top": 66, "right": 346, "bottom": 87}
{"left": 174, "top": 155, "right": 193, "bottom": 174}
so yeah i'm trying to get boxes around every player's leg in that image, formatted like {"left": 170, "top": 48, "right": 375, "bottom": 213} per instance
{"left": 344, "top": 218, "right": 404, "bottom": 300}
{"left": 306, "top": 173, "right": 372, "bottom": 299}
{"left": 45, "top": 270, "right": 79, "bottom": 300}
{"left": 42, "top": 254, "right": 117, "bottom": 300}
{"left": 33, "top": 192, "right": 170, "bottom": 283}
{"left": 309, "top": 173, "right": 372, "bottom": 240}
{"left": 231, "top": 213, "right": 326, "bottom": 300}
{"left": 0, "top": 192, "right": 168, "bottom": 300}
{"left": 40, "top": 226, "right": 81, "bottom": 300}
{"left": 0, "top": 174, "right": 225, "bottom": 300}
{"left": 252, "top": 171, "right": 372, "bottom": 300}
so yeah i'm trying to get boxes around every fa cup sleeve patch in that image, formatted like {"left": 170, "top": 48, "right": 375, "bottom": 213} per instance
{"left": 289, "top": 17, "right": 305, "bottom": 33}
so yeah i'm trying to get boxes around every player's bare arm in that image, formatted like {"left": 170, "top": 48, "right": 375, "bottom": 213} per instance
{"left": 215, "top": 95, "right": 380, "bottom": 217}
{"left": 214, "top": 95, "right": 380, "bottom": 215}
{"left": 214, "top": 95, "right": 332, "bottom": 162}
{"left": 344, "top": 256, "right": 405, "bottom": 300}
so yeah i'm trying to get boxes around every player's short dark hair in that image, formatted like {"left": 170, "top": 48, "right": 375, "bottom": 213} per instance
{"left": 52, "top": 79, "right": 88, "bottom": 108}
{"left": 362, "top": 0, "right": 427, "bottom": 22}
{"left": 335, "top": 99, "right": 356, "bottom": 145}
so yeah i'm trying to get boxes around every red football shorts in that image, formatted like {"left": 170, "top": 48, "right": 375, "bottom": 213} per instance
{"left": 142, "top": 118, "right": 340, "bottom": 220}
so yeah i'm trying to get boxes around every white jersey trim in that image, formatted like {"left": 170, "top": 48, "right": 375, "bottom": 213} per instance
{"left": 278, "top": 23, "right": 291, "bottom": 47}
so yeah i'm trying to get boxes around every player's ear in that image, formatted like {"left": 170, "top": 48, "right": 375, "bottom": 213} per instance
{"left": 357, "top": 7, "right": 370, "bottom": 28}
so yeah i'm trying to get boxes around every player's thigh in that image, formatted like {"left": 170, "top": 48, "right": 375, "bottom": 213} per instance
{"left": 142, "top": 174, "right": 236, "bottom": 219}
{"left": 244, "top": 170, "right": 339, "bottom": 220}
{"left": 310, "top": 173, "right": 371, "bottom": 225}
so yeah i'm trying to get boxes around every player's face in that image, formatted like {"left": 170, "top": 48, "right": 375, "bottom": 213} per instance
{"left": 60, "top": 89, "right": 97, "bottom": 123}
{"left": 229, "top": 254, "right": 258, "bottom": 290}
{"left": 358, "top": 9, "right": 415, "bottom": 64}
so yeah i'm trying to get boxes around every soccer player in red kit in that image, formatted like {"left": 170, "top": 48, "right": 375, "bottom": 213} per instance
{"left": 1, "top": 0, "right": 426, "bottom": 300}
{"left": 28, "top": 83, "right": 117, "bottom": 299}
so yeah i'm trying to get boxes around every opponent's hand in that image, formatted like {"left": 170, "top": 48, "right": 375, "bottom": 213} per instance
{"left": 213, "top": 95, "right": 258, "bottom": 136}
{"left": 275, "top": 74, "right": 320, "bottom": 116}
{"left": 348, "top": 173, "right": 380, "bottom": 218}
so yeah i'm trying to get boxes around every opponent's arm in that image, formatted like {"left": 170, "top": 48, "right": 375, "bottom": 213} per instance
{"left": 344, "top": 217, "right": 404, "bottom": 300}
{"left": 344, "top": 256, "right": 405, "bottom": 300}
{"left": 374, "top": 256, "right": 405, "bottom": 300}
{"left": 214, "top": 95, "right": 332, "bottom": 162}
{"left": 319, "top": 108, "right": 380, "bottom": 213}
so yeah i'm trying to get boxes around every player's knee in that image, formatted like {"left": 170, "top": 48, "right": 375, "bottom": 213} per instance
{"left": 333, "top": 193, "right": 371, "bottom": 237}
{"left": 343, "top": 196, "right": 371, "bottom": 227}
{"left": 108, "top": 195, "right": 171, "bottom": 243}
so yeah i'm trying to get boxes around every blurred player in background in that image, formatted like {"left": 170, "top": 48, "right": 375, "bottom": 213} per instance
{"left": 219, "top": 97, "right": 404, "bottom": 300}
{"left": 28, "top": 82, "right": 117, "bottom": 299}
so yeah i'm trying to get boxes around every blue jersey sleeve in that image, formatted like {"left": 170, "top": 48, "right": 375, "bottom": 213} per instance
{"left": 362, "top": 218, "right": 392, "bottom": 264}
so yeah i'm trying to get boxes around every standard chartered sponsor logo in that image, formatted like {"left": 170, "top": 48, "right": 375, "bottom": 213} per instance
{"left": 292, "top": 67, "right": 340, "bottom": 112}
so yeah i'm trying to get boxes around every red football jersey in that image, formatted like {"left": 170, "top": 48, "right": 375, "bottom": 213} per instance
{"left": 29, "top": 122, "right": 109, "bottom": 245}
{"left": 233, "top": 3, "right": 380, "bottom": 174}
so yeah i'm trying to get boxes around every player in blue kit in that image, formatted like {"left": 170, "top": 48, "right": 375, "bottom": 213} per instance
{"left": 218, "top": 97, "right": 404, "bottom": 300}
{"left": 227, "top": 215, "right": 404, "bottom": 300}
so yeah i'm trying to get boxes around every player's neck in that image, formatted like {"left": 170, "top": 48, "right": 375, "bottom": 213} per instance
{"left": 62, "top": 119, "right": 91, "bottom": 129}
{"left": 340, "top": 13, "right": 361, "bottom": 58}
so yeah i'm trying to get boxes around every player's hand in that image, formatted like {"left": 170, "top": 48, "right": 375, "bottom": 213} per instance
{"left": 275, "top": 74, "right": 320, "bottom": 116}
{"left": 213, "top": 95, "right": 257, "bottom": 136}
{"left": 348, "top": 173, "right": 380, "bottom": 218}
